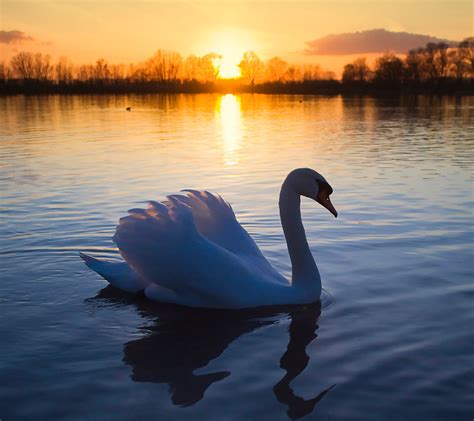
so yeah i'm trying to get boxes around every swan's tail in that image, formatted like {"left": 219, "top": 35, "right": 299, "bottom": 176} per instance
{"left": 79, "top": 252, "right": 148, "bottom": 293}
{"left": 79, "top": 252, "right": 100, "bottom": 269}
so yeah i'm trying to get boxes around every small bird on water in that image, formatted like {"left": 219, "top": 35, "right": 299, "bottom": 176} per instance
{"left": 126, "top": 107, "right": 131, "bottom": 111}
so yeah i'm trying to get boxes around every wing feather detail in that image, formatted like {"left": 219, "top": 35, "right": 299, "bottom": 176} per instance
{"left": 111, "top": 191, "right": 285, "bottom": 304}
{"left": 174, "top": 190, "right": 264, "bottom": 258}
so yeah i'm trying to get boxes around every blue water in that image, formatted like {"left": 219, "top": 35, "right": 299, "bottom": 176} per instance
{"left": 1, "top": 94, "right": 473, "bottom": 419}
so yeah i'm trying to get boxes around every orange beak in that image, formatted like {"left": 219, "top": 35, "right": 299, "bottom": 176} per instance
{"left": 317, "top": 190, "right": 338, "bottom": 218}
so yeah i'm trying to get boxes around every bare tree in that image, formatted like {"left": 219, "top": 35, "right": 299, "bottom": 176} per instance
{"left": 129, "top": 62, "right": 149, "bottom": 82}
{"left": 94, "top": 58, "right": 110, "bottom": 81}
{"left": 10, "top": 51, "right": 35, "bottom": 80}
{"left": 110, "top": 64, "right": 125, "bottom": 82}
{"left": 146, "top": 50, "right": 182, "bottom": 82}
{"left": 166, "top": 51, "right": 182, "bottom": 81}
{"left": 33, "top": 53, "right": 53, "bottom": 81}
{"left": 77, "top": 64, "right": 94, "bottom": 82}
{"left": 183, "top": 54, "right": 200, "bottom": 81}
{"left": 449, "top": 38, "right": 474, "bottom": 79}
{"left": 405, "top": 48, "right": 423, "bottom": 82}
{"left": 149, "top": 50, "right": 167, "bottom": 81}
{"left": 199, "top": 53, "right": 220, "bottom": 83}
{"left": 302, "top": 63, "right": 322, "bottom": 81}
{"left": 0, "top": 62, "right": 7, "bottom": 82}
{"left": 239, "top": 51, "right": 263, "bottom": 86}
{"left": 424, "top": 42, "right": 450, "bottom": 79}
{"left": 265, "top": 57, "right": 288, "bottom": 82}
{"left": 321, "top": 70, "right": 336, "bottom": 80}
{"left": 55, "top": 56, "right": 74, "bottom": 84}
{"left": 285, "top": 65, "right": 302, "bottom": 82}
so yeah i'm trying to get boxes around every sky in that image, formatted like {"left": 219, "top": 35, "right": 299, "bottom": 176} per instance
{"left": 1, "top": 0, "right": 473, "bottom": 76}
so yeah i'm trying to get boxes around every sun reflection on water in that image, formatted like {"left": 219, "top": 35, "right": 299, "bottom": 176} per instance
{"left": 216, "top": 94, "right": 242, "bottom": 166}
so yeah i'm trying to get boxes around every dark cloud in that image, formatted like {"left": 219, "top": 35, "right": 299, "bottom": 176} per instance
{"left": 0, "top": 30, "right": 34, "bottom": 44}
{"left": 305, "top": 29, "right": 456, "bottom": 55}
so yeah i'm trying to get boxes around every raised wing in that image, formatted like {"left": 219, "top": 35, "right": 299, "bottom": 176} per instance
{"left": 168, "top": 190, "right": 267, "bottom": 261}
{"left": 112, "top": 197, "right": 264, "bottom": 307}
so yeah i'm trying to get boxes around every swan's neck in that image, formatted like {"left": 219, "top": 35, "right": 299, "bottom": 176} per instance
{"left": 279, "top": 180, "right": 320, "bottom": 290}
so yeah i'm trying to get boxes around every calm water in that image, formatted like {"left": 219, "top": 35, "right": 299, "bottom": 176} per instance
{"left": 0, "top": 94, "right": 473, "bottom": 420}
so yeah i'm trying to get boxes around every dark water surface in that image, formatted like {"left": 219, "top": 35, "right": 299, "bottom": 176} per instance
{"left": 1, "top": 94, "right": 473, "bottom": 420}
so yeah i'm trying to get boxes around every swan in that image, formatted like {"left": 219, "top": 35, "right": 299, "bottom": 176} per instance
{"left": 80, "top": 168, "right": 337, "bottom": 309}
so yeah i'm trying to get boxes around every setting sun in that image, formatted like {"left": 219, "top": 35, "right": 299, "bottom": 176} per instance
{"left": 214, "top": 49, "right": 241, "bottom": 79}
{"left": 201, "top": 29, "right": 256, "bottom": 79}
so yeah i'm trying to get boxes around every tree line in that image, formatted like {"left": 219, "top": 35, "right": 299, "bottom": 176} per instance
{"left": 0, "top": 38, "right": 472, "bottom": 94}
{"left": 341, "top": 39, "right": 473, "bottom": 85}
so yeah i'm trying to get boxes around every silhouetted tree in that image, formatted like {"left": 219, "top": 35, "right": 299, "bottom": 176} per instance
{"left": 32, "top": 53, "right": 53, "bottom": 81}
{"left": 199, "top": 53, "right": 220, "bottom": 82}
{"left": 449, "top": 38, "right": 474, "bottom": 79}
{"left": 10, "top": 51, "right": 35, "bottom": 80}
{"left": 302, "top": 64, "right": 322, "bottom": 80}
{"left": 94, "top": 58, "right": 110, "bottom": 82}
{"left": 285, "top": 65, "right": 303, "bottom": 82}
{"left": 265, "top": 57, "right": 288, "bottom": 82}
{"left": 321, "top": 70, "right": 336, "bottom": 80}
{"left": 55, "top": 56, "right": 74, "bottom": 84}
{"left": 183, "top": 54, "right": 200, "bottom": 81}
{"left": 0, "top": 62, "right": 8, "bottom": 82}
{"left": 147, "top": 50, "right": 165, "bottom": 81}
{"left": 77, "top": 64, "right": 94, "bottom": 82}
{"left": 129, "top": 62, "right": 148, "bottom": 83}
{"left": 405, "top": 48, "right": 424, "bottom": 82}
{"left": 342, "top": 57, "right": 370, "bottom": 82}
{"left": 110, "top": 64, "right": 126, "bottom": 82}
{"left": 2, "top": 39, "right": 473, "bottom": 95}
{"left": 374, "top": 53, "right": 404, "bottom": 84}
{"left": 146, "top": 50, "right": 182, "bottom": 82}
{"left": 423, "top": 42, "right": 449, "bottom": 79}
{"left": 239, "top": 51, "right": 263, "bottom": 86}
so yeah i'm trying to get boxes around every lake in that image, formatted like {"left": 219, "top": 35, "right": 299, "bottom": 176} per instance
{"left": 0, "top": 94, "right": 473, "bottom": 420}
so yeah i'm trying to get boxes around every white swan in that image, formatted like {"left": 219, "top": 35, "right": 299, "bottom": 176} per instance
{"left": 80, "top": 168, "right": 337, "bottom": 309}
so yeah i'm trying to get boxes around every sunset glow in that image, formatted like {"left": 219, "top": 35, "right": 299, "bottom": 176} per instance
{"left": 215, "top": 53, "right": 241, "bottom": 79}
{"left": 1, "top": 1, "right": 471, "bottom": 82}
{"left": 198, "top": 29, "right": 256, "bottom": 79}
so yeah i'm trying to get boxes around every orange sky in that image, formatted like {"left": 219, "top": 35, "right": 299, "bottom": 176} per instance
{"left": 1, "top": 0, "right": 472, "bottom": 76}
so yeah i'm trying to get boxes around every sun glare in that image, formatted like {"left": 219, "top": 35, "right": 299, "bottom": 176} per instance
{"left": 215, "top": 48, "right": 242, "bottom": 79}
{"left": 201, "top": 30, "right": 255, "bottom": 79}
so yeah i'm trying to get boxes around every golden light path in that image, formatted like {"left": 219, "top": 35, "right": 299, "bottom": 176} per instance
{"left": 217, "top": 94, "right": 242, "bottom": 165}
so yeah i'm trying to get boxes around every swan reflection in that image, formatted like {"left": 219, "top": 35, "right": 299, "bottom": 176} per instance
{"left": 273, "top": 309, "right": 335, "bottom": 419}
{"left": 123, "top": 309, "right": 273, "bottom": 406}
{"left": 93, "top": 287, "right": 333, "bottom": 418}
{"left": 216, "top": 94, "right": 242, "bottom": 166}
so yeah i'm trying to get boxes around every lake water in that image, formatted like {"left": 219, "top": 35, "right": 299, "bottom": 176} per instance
{"left": 0, "top": 94, "right": 473, "bottom": 420}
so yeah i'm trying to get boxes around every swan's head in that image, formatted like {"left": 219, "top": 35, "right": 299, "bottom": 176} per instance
{"left": 287, "top": 168, "right": 338, "bottom": 217}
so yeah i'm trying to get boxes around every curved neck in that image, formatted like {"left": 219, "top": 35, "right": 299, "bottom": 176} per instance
{"left": 279, "top": 179, "right": 320, "bottom": 288}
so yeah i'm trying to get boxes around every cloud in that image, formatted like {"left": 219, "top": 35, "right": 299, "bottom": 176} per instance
{"left": 0, "top": 30, "right": 34, "bottom": 44}
{"left": 305, "top": 29, "right": 456, "bottom": 55}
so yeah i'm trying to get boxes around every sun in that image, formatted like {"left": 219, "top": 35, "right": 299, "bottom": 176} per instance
{"left": 213, "top": 43, "right": 243, "bottom": 79}
{"left": 199, "top": 29, "right": 255, "bottom": 79}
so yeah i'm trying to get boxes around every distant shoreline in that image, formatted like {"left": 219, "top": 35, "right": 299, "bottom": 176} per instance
{"left": 3, "top": 40, "right": 472, "bottom": 97}
{"left": 1, "top": 79, "right": 473, "bottom": 96}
